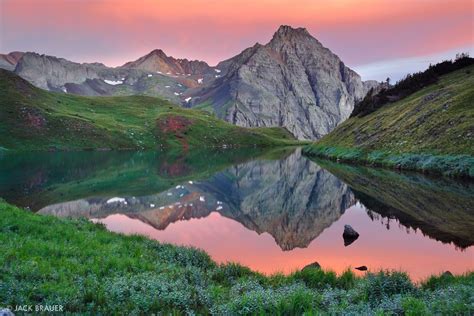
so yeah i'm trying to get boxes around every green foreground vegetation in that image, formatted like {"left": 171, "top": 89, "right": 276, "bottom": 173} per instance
{"left": 1, "top": 200, "right": 472, "bottom": 315}
{"left": 0, "top": 69, "right": 298, "bottom": 151}
{"left": 304, "top": 65, "right": 474, "bottom": 178}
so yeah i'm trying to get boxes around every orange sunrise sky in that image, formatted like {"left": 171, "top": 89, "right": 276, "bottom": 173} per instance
{"left": 1, "top": 0, "right": 473, "bottom": 80}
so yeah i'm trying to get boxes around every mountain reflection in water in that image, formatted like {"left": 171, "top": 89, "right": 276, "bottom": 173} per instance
{"left": 1, "top": 148, "right": 473, "bottom": 280}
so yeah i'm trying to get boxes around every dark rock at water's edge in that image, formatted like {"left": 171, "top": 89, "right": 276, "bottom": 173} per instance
{"left": 355, "top": 266, "right": 368, "bottom": 271}
{"left": 442, "top": 271, "right": 453, "bottom": 277}
{"left": 343, "top": 224, "right": 359, "bottom": 246}
{"left": 302, "top": 261, "right": 321, "bottom": 271}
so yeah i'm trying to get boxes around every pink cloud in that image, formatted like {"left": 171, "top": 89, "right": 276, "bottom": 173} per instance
{"left": 1, "top": 0, "right": 472, "bottom": 67}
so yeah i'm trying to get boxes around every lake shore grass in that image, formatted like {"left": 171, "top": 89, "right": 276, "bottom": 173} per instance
{"left": 1, "top": 200, "right": 472, "bottom": 314}
{"left": 302, "top": 145, "right": 474, "bottom": 178}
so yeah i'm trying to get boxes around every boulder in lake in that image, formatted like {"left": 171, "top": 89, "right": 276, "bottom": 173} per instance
{"left": 302, "top": 261, "right": 321, "bottom": 271}
{"left": 355, "top": 266, "right": 368, "bottom": 271}
{"left": 442, "top": 271, "right": 453, "bottom": 277}
{"left": 343, "top": 224, "right": 359, "bottom": 246}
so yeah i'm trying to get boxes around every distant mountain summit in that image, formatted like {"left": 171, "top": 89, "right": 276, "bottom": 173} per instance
{"left": 189, "top": 25, "right": 376, "bottom": 139}
{"left": 121, "top": 49, "right": 214, "bottom": 76}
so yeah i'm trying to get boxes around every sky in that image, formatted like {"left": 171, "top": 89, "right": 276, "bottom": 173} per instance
{"left": 1, "top": 0, "right": 473, "bottom": 81}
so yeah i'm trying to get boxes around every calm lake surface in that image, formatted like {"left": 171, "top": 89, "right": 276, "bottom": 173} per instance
{"left": 1, "top": 148, "right": 473, "bottom": 280}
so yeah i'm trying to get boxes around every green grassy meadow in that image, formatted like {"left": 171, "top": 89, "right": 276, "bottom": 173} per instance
{"left": 1, "top": 200, "right": 472, "bottom": 315}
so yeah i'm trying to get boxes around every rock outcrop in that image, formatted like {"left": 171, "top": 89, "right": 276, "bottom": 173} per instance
{"left": 15, "top": 52, "right": 108, "bottom": 90}
{"left": 0, "top": 51, "right": 24, "bottom": 71}
{"left": 189, "top": 25, "right": 376, "bottom": 139}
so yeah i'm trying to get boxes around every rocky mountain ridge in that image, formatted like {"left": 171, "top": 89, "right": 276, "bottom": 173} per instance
{"left": 1, "top": 25, "right": 380, "bottom": 139}
{"left": 10, "top": 51, "right": 209, "bottom": 103}
{"left": 121, "top": 49, "right": 214, "bottom": 76}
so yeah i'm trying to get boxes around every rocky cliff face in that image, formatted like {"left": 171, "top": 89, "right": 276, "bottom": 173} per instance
{"left": 12, "top": 52, "right": 200, "bottom": 103}
{"left": 15, "top": 52, "right": 107, "bottom": 90}
{"left": 189, "top": 26, "right": 374, "bottom": 139}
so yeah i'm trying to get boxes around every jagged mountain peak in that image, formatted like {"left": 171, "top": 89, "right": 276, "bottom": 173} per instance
{"left": 190, "top": 25, "right": 375, "bottom": 140}
{"left": 269, "top": 25, "right": 324, "bottom": 52}
{"left": 121, "top": 48, "right": 213, "bottom": 76}
{"left": 121, "top": 49, "right": 171, "bottom": 69}
{"left": 149, "top": 48, "right": 167, "bottom": 56}
{"left": 274, "top": 25, "right": 311, "bottom": 39}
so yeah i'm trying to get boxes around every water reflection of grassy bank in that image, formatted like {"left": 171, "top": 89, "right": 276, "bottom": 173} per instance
{"left": 1, "top": 200, "right": 473, "bottom": 315}
{"left": 313, "top": 158, "right": 474, "bottom": 248}
{"left": 0, "top": 147, "right": 294, "bottom": 211}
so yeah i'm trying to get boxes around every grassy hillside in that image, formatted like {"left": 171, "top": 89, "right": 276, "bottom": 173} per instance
{"left": 304, "top": 65, "right": 474, "bottom": 177}
{"left": 0, "top": 69, "right": 297, "bottom": 151}
{"left": 1, "top": 200, "right": 473, "bottom": 314}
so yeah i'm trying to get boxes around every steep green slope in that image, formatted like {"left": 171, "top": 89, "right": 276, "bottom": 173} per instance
{"left": 304, "top": 65, "right": 474, "bottom": 177}
{"left": 0, "top": 70, "right": 297, "bottom": 151}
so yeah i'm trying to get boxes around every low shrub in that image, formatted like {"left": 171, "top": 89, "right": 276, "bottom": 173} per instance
{"left": 214, "top": 283, "right": 319, "bottom": 315}
{"left": 363, "top": 271, "right": 416, "bottom": 303}
{"left": 211, "top": 262, "right": 260, "bottom": 286}
{"left": 402, "top": 297, "right": 429, "bottom": 316}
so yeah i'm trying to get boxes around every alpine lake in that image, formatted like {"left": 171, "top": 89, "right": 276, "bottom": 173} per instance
{"left": 1, "top": 147, "right": 472, "bottom": 281}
